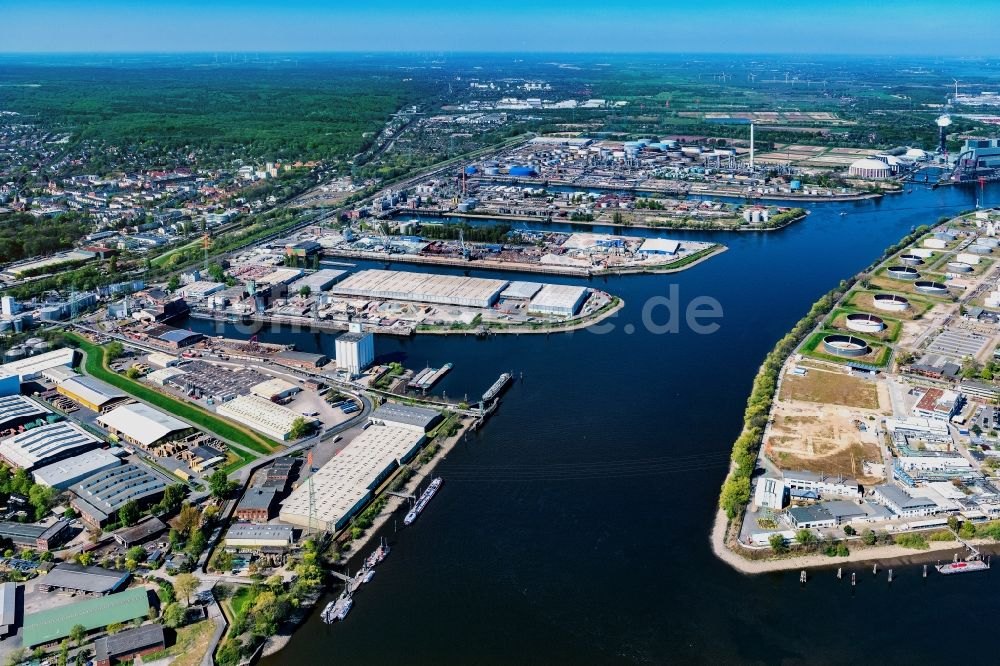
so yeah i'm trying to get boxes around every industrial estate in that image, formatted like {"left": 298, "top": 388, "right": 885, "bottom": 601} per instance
{"left": 5, "top": 43, "right": 1000, "bottom": 664}
{"left": 719, "top": 208, "right": 1000, "bottom": 574}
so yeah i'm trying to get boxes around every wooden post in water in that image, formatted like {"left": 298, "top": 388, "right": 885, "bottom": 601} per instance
{"left": 923, "top": 564, "right": 928, "bottom": 578}
{"left": 888, "top": 569, "right": 893, "bottom": 583}
{"left": 873, "top": 563, "right": 878, "bottom": 575}
{"left": 851, "top": 572, "right": 856, "bottom": 587}
{"left": 799, "top": 570, "right": 807, "bottom": 584}
{"left": 837, "top": 567, "right": 842, "bottom": 580}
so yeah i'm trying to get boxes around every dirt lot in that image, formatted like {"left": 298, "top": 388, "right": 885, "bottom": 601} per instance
{"left": 780, "top": 365, "right": 882, "bottom": 409}
{"left": 765, "top": 394, "right": 884, "bottom": 482}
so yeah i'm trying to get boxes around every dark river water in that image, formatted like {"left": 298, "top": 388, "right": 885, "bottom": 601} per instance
{"left": 189, "top": 183, "right": 1000, "bottom": 664}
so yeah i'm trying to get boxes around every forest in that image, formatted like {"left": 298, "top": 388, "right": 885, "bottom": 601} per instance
{"left": 0, "top": 212, "right": 91, "bottom": 263}
{"left": 0, "top": 58, "right": 438, "bottom": 164}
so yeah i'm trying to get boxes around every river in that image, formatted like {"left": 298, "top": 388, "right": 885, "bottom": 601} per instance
{"left": 188, "top": 183, "right": 999, "bottom": 664}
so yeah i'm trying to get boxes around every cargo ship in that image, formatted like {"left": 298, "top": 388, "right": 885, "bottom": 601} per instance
{"left": 404, "top": 477, "right": 443, "bottom": 526}
{"left": 482, "top": 372, "right": 512, "bottom": 402}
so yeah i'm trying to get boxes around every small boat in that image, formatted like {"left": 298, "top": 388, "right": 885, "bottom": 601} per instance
{"left": 336, "top": 597, "right": 353, "bottom": 620}
{"left": 362, "top": 569, "right": 375, "bottom": 584}
{"left": 839, "top": 211, "right": 847, "bottom": 216}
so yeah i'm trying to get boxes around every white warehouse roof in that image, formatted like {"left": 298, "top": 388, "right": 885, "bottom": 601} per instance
{"left": 146, "top": 352, "right": 179, "bottom": 369}
{"left": 0, "top": 421, "right": 102, "bottom": 470}
{"left": 32, "top": 448, "right": 122, "bottom": 489}
{"left": 2, "top": 347, "right": 76, "bottom": 381}
{"left": 217, "top": 394, "right": 313, "bottom": 441}
{"left": 638, "top": 238, "right": 681, "bottom": 255}
{"left": 280, "top": 425, "right": 425, "bottom": 531}
{"left": 97, "top": 403, "right": 191, "bottom": 447}
{"left": 528, "top": 284, "right": 589, "bottom": 316}
{"left": 250, "top": 377, "right": 300, "bottom": 399}
{"left": 330, "top": 269, "right": 508, "bottom": 308}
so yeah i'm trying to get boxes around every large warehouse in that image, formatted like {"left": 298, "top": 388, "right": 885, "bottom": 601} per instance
{"left": 57, "top": 375, "right": 129, "bottom": 413}
{"left": 279, "top": 424, "right": 427, "bottom": 532}
{"left": 225, "top": 522, "right": 295, "bottom": 548}
{"left": 97, "top": 402, "right": 193, "bottom": 449}
{"left": 0, "top": 421, "right": 102, "bottom": 471}
{"left": 0, "top": 394, "right": 51, "bottom": 430}
{"left": 330, "top": 269, "right": 508, "bottom": 308}
{"left": 527, "top": 284, "right": 589, "bottom": 316}
{"left": 216, "top": 394, "right": 314, "bottom": 441}
{"left": 33, "top": 448, "right": 122, "bottom": 489}
{"left": 35, "top": 563, "right": 130, "bottom": 596}
{"left": 370, "top": 403, "right": 441, "bottom": 433}
{"left": 1, "top": 347, "right": 76, "bottom": 381}
{"left": 71, "top": 464, "right": 171, "bottom": 527}
{"left": 0, "top": 519, "right": 71, "bottom": 550}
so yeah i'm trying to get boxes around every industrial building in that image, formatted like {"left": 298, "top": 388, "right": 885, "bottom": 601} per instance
{"left": 370, "top": 402, "right": 441, "bottom": 433}
{"left": 145, "top": 352, "right": 180, "bottom": 369}
{"left": 848, "top": 158, "right": 892, "bottom": 179}
{"left": 94, "top": 623, "right": 166, "bottom": 666}
{"left": 146, "top": 367, "right": 185, "bottom": 386}
{"left": 97, "top": 402, "right": 193, "bottom": 449}
{"left": 330, "top": 269, "right": 508, "bottom": 308}
{"left": 500, "top": 281, "right": 543, "bottom": 300}
{"left": 250, "top": 377, "right": 301, "bottom": 402}
{"left": 1, "top": 347, "right": 76, "bottom": 381}
{"left": 335, "top": 327, "right": 375, "bottom": 376}
{"left": 274, "top": 349, "right": 329, "bottom": 369}
{"left": 57, "top": 375, "right": 129, "bottom": 413}
{"left": 0, "top": 394, "right": 51, "bottom": 431}
{"left": 225, "top": 522, "right": 294, "bottom": 548}
{"left": 0, "top": 582, "right": 14, "bottom": 637}
{"left": 0, "top": 519, "right": 71, "bottom": 550}
{"left": 155, "top": 328, "right": 204, "bottom": 349}
{"left": 873, "top": 484, "right": 939, "bottom": 518}
{"left": 178, "top": 281, "right": 225, "bottom": 300}
{"left": 36, "top": 563, "right": 130, "bottom": 596}
{"left": 22, "top": 587, "right": 150, "bottom": 647}
{"left": 288, "top": 268, "right": 347, "bottom": 293}
{"left": 112, "top": 516, "right": 168, "bottom": 548}
{"left": 235, "top": 487, "right": 279, "bottom": 522}
{"left": 279, "top": 425, "right": 426, "bottom": 532}
{"left": 216, "top": 394, "right": 313, "bottom": 441}
{"left": 527, "top": 284, "right": 589, "bottom": 316}
{"left": 32, "top": 448, "right": 122, "bottom": 489}
{"left": 0, "top": 371, "right": 18, "bottom": 397}
{"left": 70, "top": 464, "right": 171, "bottom": 527}
{"left": 637, "top": 238, "right": 681, "bottom": 256}
{"left": 0, "top": 421, "right": 102, "bottom": 471}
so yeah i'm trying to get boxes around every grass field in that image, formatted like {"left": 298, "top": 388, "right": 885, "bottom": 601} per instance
{"left": 827, "top": 307, "right": 902, "bottom": 342}
{"left": 780, "top": 367, "right": 880, "bottom": 409}
{"left": 67, "top": 333, "right": 275, "bottom": 463}
{"left": 142, "top": 619, "right": 215, "bottom": 666}
{"left": 844, "top": 290, "right": 935, "bottom": 320}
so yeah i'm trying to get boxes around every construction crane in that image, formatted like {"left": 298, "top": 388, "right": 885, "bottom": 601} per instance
{"left": 201, "top": 233, "right": 212, "bottom": 274}
{"left": 459, "top": 228, "right": 470, "bottom": 261}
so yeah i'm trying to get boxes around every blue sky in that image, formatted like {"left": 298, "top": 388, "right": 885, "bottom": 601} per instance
{"left": 4, "top": 0, "right": 999, "bottom": 55}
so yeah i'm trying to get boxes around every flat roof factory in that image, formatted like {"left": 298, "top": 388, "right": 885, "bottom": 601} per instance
{"left": 1, "top": 347, "right": 77, "bottom": 381}
{"left": 0, "top": 519, "right": 71, "bottom": 550}
{"left": 330, "top": 268, "right": 508, "bottom": 308}
{"left": 279, "top": 424, "right": 427, "bottom": 532}
{"left": 288, "top": 268, "right": 347, "bottom": 293}
{"left": 225, "top": 522, "right": 295, "bottom": 548}
{"left": 22, "top": 587, "right": 150, "bottom": 647}
{"left": 0, "top": 421, "right": 103, "bottom": 471}
{"left": 527, "top": 284, "right": 589, "bottom": 316}
{"left": 35, "top": 563, "right": 130, "bottom": 596}
{"left": 369, "top": 403, "right": 441, "bottom": 433}
{"left": 32, "top": 448, "right": 122, "bottom": 489}
{"left": 216, "top": 394, "right": 313, "bottom": 441}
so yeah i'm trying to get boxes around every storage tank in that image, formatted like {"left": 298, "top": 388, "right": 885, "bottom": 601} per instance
{"left": 485, "top": 167, "right": 500, "bottom": 176}
{"left": 4, "top": 347, "right": 26, "bottom": 362}
{"left": 31, "top": 341, "right": 51, "bottom": 354}
{"left": 464, "top": 165, "right": 478, "bottom": 175}
{"left": 508, "top": 166, "right": 538, "bottom": 177}
{"left": 24, "top": 337, "right": 43, "bottom": 347}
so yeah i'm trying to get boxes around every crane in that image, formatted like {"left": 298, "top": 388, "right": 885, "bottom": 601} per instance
{"left": 459, "top": 228, "right": 469, "bottom": 261}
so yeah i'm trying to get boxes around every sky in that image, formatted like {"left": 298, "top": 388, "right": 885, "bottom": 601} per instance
{"left": 4, "top": 0, "right": 1000, "bottom": 55}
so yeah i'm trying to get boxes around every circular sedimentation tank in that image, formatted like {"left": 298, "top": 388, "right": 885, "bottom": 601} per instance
{"left": 915, "top": 280, "right": 948, "bottom": 295}
{"left": 823, "top": 334, "right": 871, "bottom": 358}
{"left": 886, "top": 266, "right": 919, "bottom": 281}
{"left": 873, "top": 293, "right": 910, "bottom": 312}
{"left": 845, "top": 313, "right": 886, "bottom": 333}
{"left": 899, "top": 254, "right": 924, "bottom": 266}
{"left": 947, "top": 261, "right": 973, "bottom": 274}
